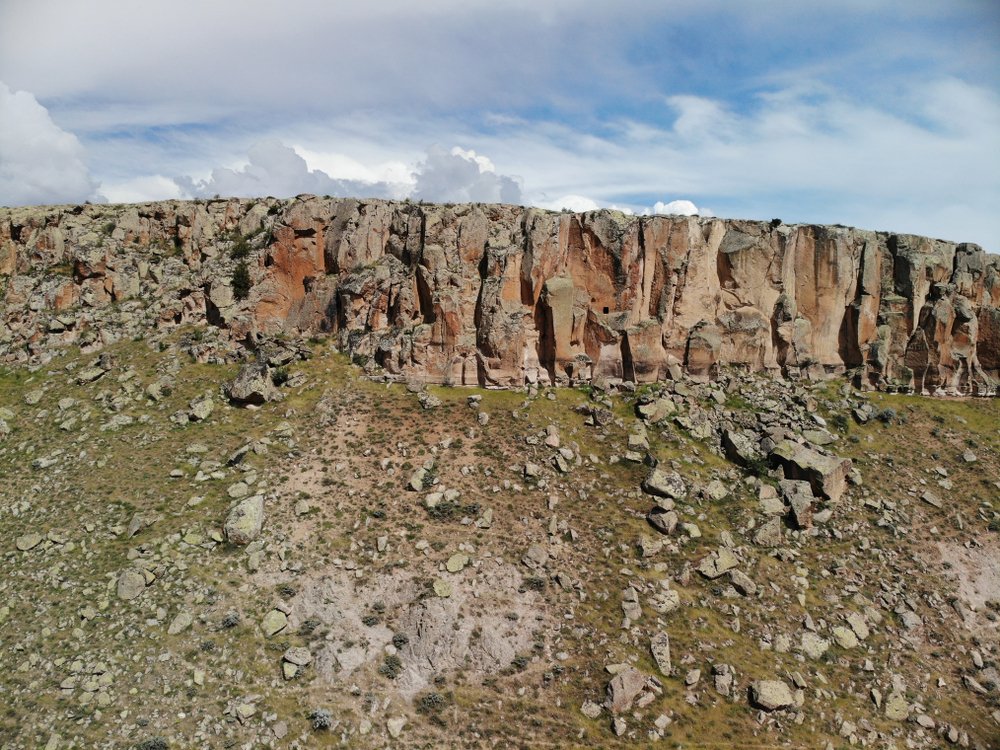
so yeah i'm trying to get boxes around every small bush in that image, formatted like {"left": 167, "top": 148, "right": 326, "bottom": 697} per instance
{"left": 379, "top": 654, "right": 403, "bottom": 679}
{"left": 271, "top": 367, "right": 290, "bottom": 386}
{"left": 221, "top": 612, "right": 240, "bottom": 629}
{"left": 361, "top": 614, "right": 380, "bottom": 627}
{"left": 136, "top": 739, "right": 168, "bottom": 750}
{"left": 392, "top": 633, "right": 409, "bottom": 649}
{"left": 417, "top": 691, "right": 447, "bottom": 714}
{"left": 523, "top": 576, "right": 546, "bottom": 592}
{"left": 229, "top": 234, "right": 251, "bottom": 259}
{"left": 232, "top": 260, "right": 251, "bottom": 300}
{"left": 874, "top": 407, "right": 897, "bottom": 424}
{"left": 416, "top": 690, "right": 452, "bottom": 725}
{"left": 309, "top": 708, "right": 332, "bottom": 730}
{"left": 427, "top": 500, "right": 481, "bottom": 522}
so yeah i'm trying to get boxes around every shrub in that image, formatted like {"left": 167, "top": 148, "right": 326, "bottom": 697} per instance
{"left": 220, "top": 612, "right": 240, "bottom": 629}
{"left": 416, "top": 690, "right": 452, "bottom": 724}
{"left": 379, "top": 654, "right": 403, "bottom": 679}
{"left": 229, "top": 234, "right": 251, "bottom": 260}
{"left": 874, "top": 407, "right": 897, "bottom": 424}
{"left": 392, "top": 633, "right": 409, "bottom": 649}
{"left": 523, "top": 576, "right": 546, "bottom": 592}
{"left": 309, "top": 708, "right": 332, "bottom": 730}
{"left": 417, "top": 691, "right": 447, "bottom": 714}
{"left": 427, "top": 500, "right": 480, "bottom": 521}
{"left": 830, "top": 413, "right": 849, "bottom": 432}
{"left": 232, "top": 260, "right": 251, "bottom": 300}
{"left": 271, "top": 367, "right": 290, "bottom": 386}
{"left": 136, "top": 739, "right": 168, "bottom": 750}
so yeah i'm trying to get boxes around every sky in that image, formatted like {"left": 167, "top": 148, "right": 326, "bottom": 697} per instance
{"left": 1, "top": 0, "right": 998, "bottom": 251}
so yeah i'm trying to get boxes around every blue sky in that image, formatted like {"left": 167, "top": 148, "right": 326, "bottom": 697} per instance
{"left": 1, "top": 0, "right": 998, "bottom": 251}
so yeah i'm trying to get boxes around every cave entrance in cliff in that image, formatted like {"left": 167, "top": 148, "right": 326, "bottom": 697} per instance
{"left": 621, "top": 335, "right": 636, "bottom": 383}
{"left": 603, "top": 306, "right": 609, "bottom": 314}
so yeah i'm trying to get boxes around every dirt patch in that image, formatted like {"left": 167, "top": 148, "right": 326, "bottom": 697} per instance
{"left": 936, "top": 539, "right": 1000, "bottom": 635}
{"left": 276, "top": 559, "right": 544, "bottom": 699}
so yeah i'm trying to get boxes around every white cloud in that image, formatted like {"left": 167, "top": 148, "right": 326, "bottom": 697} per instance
{"left": 651, "top": 199, "right": 712, "bottom": 217}
{"left": 174, "top": 140, "right": 396, "bottom": 200}
{"left": 100, "top": 175, "right": 182, "bottom": 204}
{"left": 168, "top": 141, "right": 523, "bottom": 206}
{"left": 412, "top": 146, "right": 521, "bottom": 204}
{"left": 534, "top": 194, "right": 601, "bottom": 212}
{"left": 294, "top": 147, "right": 413, "bottom": 195}
{"left": 0, "top": 81, "right": 98, "bottom": 206}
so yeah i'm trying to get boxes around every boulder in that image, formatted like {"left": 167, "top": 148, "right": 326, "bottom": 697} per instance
{"left": 641, "top": 467, "right": 687, "bottom": 500}
{"left": 770, "top": 440, "right": 852, "bottom": 502}
{"left": 646, "top": 506, "right": 678, "bottom": 535}
{"left": 225, "top": 361, "right": 279, "bottom": 405}
{"left": 780, "top": 479, "right": 815, "bottom": 528}
{"left": 650, "top": 632, "right": 671, "bottom": 676}
{"left": 261, "top": 609, "right": 287, "bottom": 637}
{"left": 224, "top": 495, "right": 265, "bottom": 545}
{"left": 606, "top": 667, "right": 653, "bottom": 714}
{"left": 696, "top": 547, "right": 739, "bottom": 579}
{"left": 116, "top": 569, "right": 146, "bottom": 600}
{"left": 722, "top": 429, "right": 762, "bottom": 467}
{"left": 750, "top": 680, "right": 795, "bottom": 711}
{"left": 15, "top": 532, "right": 43, "bottom": 551}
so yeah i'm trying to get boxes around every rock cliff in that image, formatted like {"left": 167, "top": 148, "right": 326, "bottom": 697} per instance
{"left": 2, "top": 196, "right": 997, "bottom": 394}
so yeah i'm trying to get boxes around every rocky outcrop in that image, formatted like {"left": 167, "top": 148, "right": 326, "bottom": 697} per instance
{"left": 2, "top": 197, "right": 997, "bottom": 394}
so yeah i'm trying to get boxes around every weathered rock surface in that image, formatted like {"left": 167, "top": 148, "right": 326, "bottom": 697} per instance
{"left": 770, "top": 440, "right": 852, "bottom": 502}
{"left": 2, "top": 198, "right": 997, "bottom": 394}
{"left": 116, "top": 569, "right": 146, "bottom": 601}
{"left": 750, "top": 680, "right": 796, "bottom": 711}
{"left": 224, "top": 495, "right": 265, "bottom": 545}
{"left": 226, "top": 361, "right": 280, "bottom": 405}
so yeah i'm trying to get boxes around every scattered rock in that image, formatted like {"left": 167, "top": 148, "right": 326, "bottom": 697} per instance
{"left": 696, "top": 547, "right": 739, "bottom": 579}
{"left": 116, "top": 569, "right": 146, "bottom": 601}
{"left": 769, "top": 440, "right": 852, "bottom": 502}
{"left": 224, "top": 495, "right": 265, "bottom": 545}
{"left": 225, "top": 361, "right": 280, "bottom": 405}
{"left": 15, "top": 532, "right": 43, "bottom": 551}
{"left": 650, "top": 632, "right": 671, "bottom": 676}
{"left": 749, "top": 680, "right": 795, "bottom": 711}
{"left": 261, "top": 609, "right": 288, "bottom": 637}
{"left": 167, "top": 611, "right": 194, "bottom": 635}
{"left": 642, "top": 467, "right": 687, "bottom": 500}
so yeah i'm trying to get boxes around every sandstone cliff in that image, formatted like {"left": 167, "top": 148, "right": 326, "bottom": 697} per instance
{"left": 2, "top": 196, "right": 997, "bottom": 394}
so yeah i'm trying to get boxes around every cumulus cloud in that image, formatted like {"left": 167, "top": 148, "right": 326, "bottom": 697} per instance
{"left": 175, "top": 139, "right": 398, "bottom": 200}
{"left": 101, "top": 175, "right": 183, "bottom": 204}
{"left": 0, "top": 81, "right": 99, "bottom": 206}
{"left": 651, "top": 199, "right": 712, "bottom": 217}
{"left": 534, "top": 194, "right": 601, "bottom": 212}
{"left": 412, "top": 146, "right": 521, "bottom": 204}
{"left": 171, "top": 141, "right": 523, "bottom": 207}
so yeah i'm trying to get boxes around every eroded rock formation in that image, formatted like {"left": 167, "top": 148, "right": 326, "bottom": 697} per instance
{"left": 2, "top": 196, "right": 997, "bottom": 394}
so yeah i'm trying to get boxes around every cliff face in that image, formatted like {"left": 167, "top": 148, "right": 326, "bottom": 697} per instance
{"left": 2, "top": 196, "right": 998, "bottom": 393}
